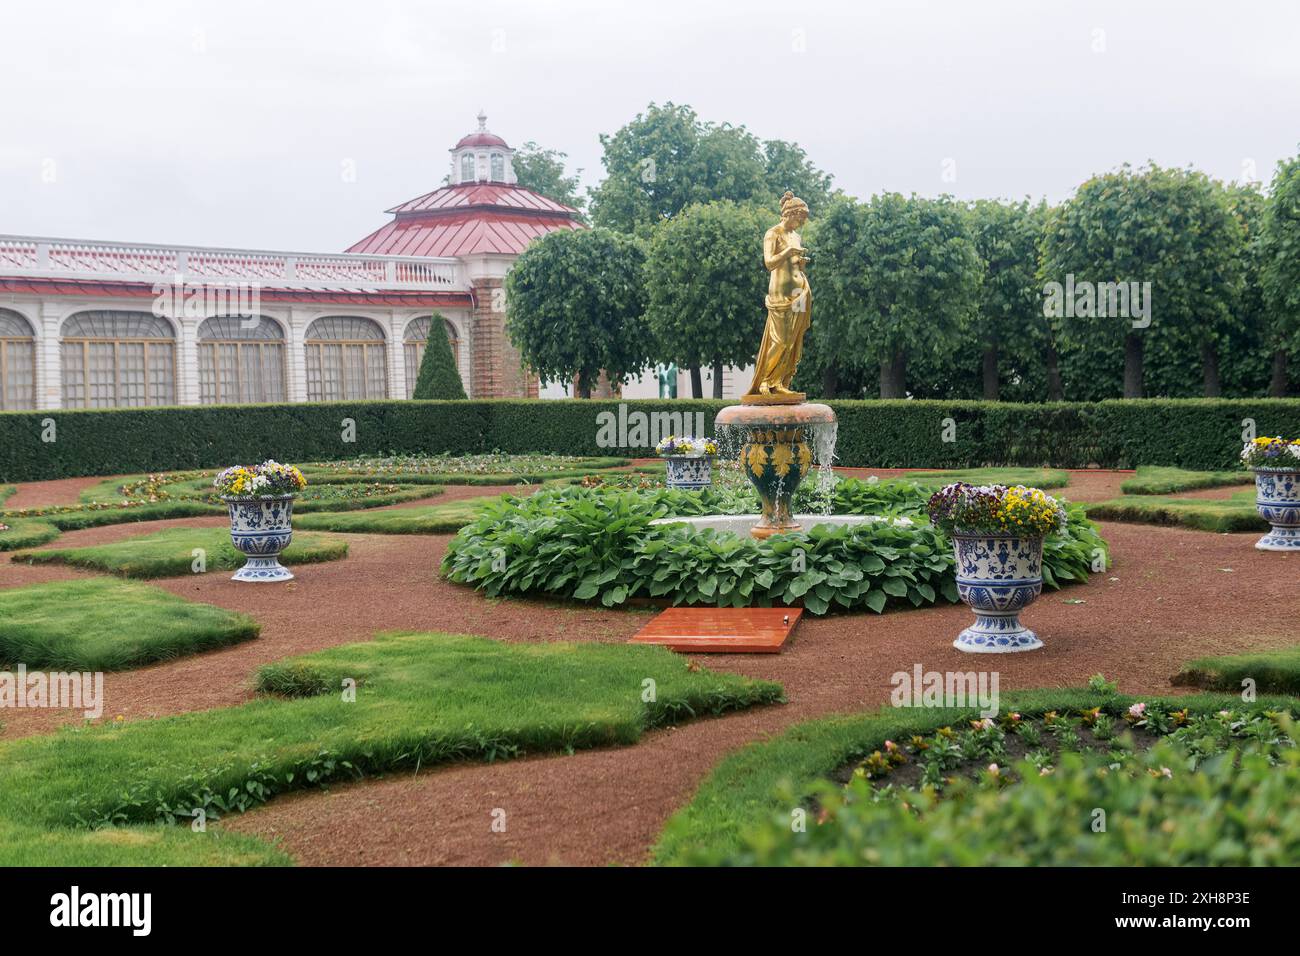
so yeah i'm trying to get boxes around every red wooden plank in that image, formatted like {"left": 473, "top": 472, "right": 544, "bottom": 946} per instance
{"left": 628, "top": 607, "right": 801, "bottom": 654}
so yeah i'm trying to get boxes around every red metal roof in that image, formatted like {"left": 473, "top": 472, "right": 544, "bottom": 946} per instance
{"left": 0, "top": 276, "right": 473, "bottom": 308}
{"left": 385, "top": 182, "right": 579, "bottom": 216}
{"left": 454, "top": 131, "right": 509, "bottom": 149}
{"left": 349, "top": 182, "right": 583, "bottom": 258}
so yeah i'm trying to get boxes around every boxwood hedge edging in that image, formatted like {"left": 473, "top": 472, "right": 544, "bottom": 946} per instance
{"left": 3, "top": 398, "right": 1299, "bottom": 482}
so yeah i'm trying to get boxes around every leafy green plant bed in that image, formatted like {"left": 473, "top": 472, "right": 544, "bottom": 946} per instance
{"left": 443, "top": 479, "right": 1107, "bottom": 615}
{"left": 654, "top": 687, "right": 1300, "bottom": 866}
{"left": 0, "top": 631, "right": 782, "bottom": 866}
{"left": 294, "top": 499, "right": 490, "bottom": 534}
{"left": 1119, "top": 466, "right": 1254, "bottom": 495}
{"left": 0, "top": 518, "right": 61, "bottom": 551}
{"left": 12, "top": 527, "right": 348, "bottom": 578}
{"left": 1173, "top": 645, "right": 1300, "bottom": 695}
{"left": 1085, "top": 490, "right": 1262, "bottom": 532}
{"left": 0, "top": 578, "right": 259, "bottom": 670}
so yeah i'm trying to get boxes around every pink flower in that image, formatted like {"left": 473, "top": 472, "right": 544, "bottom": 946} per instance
{"left": 1128, "top": 702, "right": 1147, "bottom": 718}
{"left": 884, "top": 740, "right": 897, "bottom": 752}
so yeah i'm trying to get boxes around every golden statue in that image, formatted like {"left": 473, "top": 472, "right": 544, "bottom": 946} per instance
{"left": 743, "top": 191, "right": 811, "bottom": 404}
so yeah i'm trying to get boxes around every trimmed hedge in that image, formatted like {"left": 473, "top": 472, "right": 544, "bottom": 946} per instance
{"left": 3, "top": 398, "right": 1300, "bottom": 481}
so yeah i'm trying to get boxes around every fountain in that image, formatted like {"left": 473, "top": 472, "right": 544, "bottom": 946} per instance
{"left": 712, "top": 191, "right": 838, "bottom": 538}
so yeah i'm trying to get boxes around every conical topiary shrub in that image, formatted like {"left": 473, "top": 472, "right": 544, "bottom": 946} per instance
{"left": 411, "top": 315, "right": 468, "bottom": 400}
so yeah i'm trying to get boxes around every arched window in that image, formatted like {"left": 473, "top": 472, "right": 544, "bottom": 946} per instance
{"left": 61, "top": 310, "right": 175, "bottom": 408}
{"left": 304, "top": 316, "right": 387, "bottom": 401}
{"left": 460, "top": 153, "right": 475, "bottom": 182}
{"left": 402, "top": 316, "right": 461, "bottom": 398}
{"left": 198, "top": 316, "right": 286, "bottom": 404}
{"left": 490, "top": 152, "right": 505, "bottom": 181}
{"left": 0, "top": 309, "right": 35, "bottom": 410}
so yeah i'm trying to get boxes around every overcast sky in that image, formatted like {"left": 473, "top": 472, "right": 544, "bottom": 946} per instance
{"left": 2, "top": 0, "right": 1297, "bottom": 253}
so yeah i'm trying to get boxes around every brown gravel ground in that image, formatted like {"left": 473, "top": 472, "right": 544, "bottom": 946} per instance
{"left": 2, "top": 469, "right": 1294, "bottom": 866}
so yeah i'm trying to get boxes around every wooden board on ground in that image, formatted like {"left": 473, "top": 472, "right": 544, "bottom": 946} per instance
{"left": 628, "top": 607, "right": 802, "bottom": 653}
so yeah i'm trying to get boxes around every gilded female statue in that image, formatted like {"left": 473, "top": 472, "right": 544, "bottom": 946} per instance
{"left": 743, "top": 191, "right": 811, "bottom": 403}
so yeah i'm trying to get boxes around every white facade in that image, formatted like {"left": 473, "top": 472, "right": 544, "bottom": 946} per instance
{"left": 0, "top": 235, "right": 473, "bottom": 411}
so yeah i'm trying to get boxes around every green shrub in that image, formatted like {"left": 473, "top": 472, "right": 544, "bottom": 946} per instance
{"left": 441, "top": 481, "right": 1107, "bottom": 615}
{"left": 410, "top": 315, "right": 467, "bottom": 400}
{"left": 5, "top": 398, "right": 1300, "bottom": 481}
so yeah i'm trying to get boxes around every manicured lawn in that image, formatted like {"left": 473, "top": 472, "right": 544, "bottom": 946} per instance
{"left": 4, "top": 500, "right": 224, "bottom": 530}
{"left": 653, "top": 688, "right": 1298, "bottom": 866}
{"left": 907, "top": 467, "right": 1070, "bottom": 489}
{"left": 12, "top": 527, "right": 348, "bottom": 578}
{"left": 1085, "top": 490, "right": 1262, "bottom": 532}
{"left": 0, "top": 578, "right": 259, "bottom": 670}
{"left": 0, "top": 631, "right": 782, "bottom": 865}
{"left": 1119, "top": 466, "right": 1253, "bottom": 495}
{"left": 77, "top": 473, "right": 439, "bottom": 512}
{"left": 1173, "top": 645, "right": 1300, "bottom": 694}
{"left": 0, "top": 518, "right": 60, "bottom": 551}
{"left": 294, "top": 499, "right": 489, "bottom": 534}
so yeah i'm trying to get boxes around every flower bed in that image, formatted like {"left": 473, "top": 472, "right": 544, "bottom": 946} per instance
{"left": 654, "top": 686, "right": 1300, "bottom": 867}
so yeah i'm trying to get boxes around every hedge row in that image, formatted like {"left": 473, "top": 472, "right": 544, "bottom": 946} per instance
{"left": 3, "top": 398, "right": 1299, "bottom": 481}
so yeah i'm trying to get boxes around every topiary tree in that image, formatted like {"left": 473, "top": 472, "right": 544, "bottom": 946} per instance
{"left": 966, "top": 198, "right": 1051, "bottom": 400}
{"left": 505, "top": 227, "right": 651, "bottom": 398}
{"left": 644, "top": 200, "right": 773, "bottom": 398}
{"left": 1041, "top": 164, "right": 1242, "bottom": 399}
{"left": 1260, "top": 151, "right": 1300, "bottom": 397}
{"left": 410, "top": 315, "right": 467, "bottom": 400}
{"left": 813, "top": 193, "right": 981, "bottom": 398}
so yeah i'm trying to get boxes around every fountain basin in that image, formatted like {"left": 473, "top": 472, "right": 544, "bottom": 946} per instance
{"left": 714, "top": 402, "right": 838, "bottom": 539}
{"left": 651, "top": 514, "right": 913, "bottom": 537}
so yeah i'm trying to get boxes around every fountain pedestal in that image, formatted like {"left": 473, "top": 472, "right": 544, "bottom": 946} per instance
{"left": 715, "top": 402, "right": 837, "bottom": 539}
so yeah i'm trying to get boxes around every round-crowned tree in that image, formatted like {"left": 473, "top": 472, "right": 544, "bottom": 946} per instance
{"left": 410, "top": 315, "right": 467, "bottom": 400}
{"left": 1041, "top": 164, "right": 1242, "bottom": 399}
{"left": 504, "top": 228, "right": 651, "bottom": 398}
{"left": 644, "top": 200, "right": 773, "bottom": 398}
{"left": 1260, "top": 152, "right": 1300, "bottom": 396}
{"left": 812, "top": 193, "right": 980, "bottom": 398}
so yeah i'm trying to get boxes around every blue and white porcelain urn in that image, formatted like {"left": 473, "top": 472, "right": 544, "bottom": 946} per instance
{"left": 951, "top": 532, "right": 1044, "bottom": 653}
{"left": 223, "top": 495, "right": 296, "bottom": 582}
{"left": 664, "top": 455, "right": 714, "bottom": 491}
{"left": 1251, "top": 469, "right": 1300, "bottom": 551}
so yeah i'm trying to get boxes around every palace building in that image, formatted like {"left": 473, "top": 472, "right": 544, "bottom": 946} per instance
{"left": 0, "top": 113, "right": 583, "bottom": 411}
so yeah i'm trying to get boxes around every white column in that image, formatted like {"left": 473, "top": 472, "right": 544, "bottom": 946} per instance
{"left": 37, "top": 300, "right": 62, "bottom": 410}
{"left": 178, "top": 317, "right": 201, "bottom": 405}
{"left": 386, "top": 310, "right": 406, "bottom": 398}
{"left": 286, "top": 308, "right": 309, "bottom": 402}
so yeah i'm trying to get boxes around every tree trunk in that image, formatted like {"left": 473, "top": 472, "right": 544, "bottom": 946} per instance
{"left": 1270, "top": 350, "right": 1289, "bottom": 397}
{"left": 689, "top": 366, "right": 703, "bottom": 399}
{"left": 822, "top": 360, "right": 839, "bottom": 400}
{"left": 711, "top": 360, "right": 724, "bottom": 399}
{"left": 982, "top": 343, "right": 999, "bottom": 401}
{"left": 1045, "top": 341, "right": 1064, "bottom": 401}
{"left": 575, "top": 371, "right": 592, "bottom": 400}
{"left": 1123, "top": 333, "right": 1144, "bottom": 399}
{"left": 1201, "top": 340, "right": 1221, "bottom": 397}
{"left": 879, "top": 350, "right": 906, "bottom": 399}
